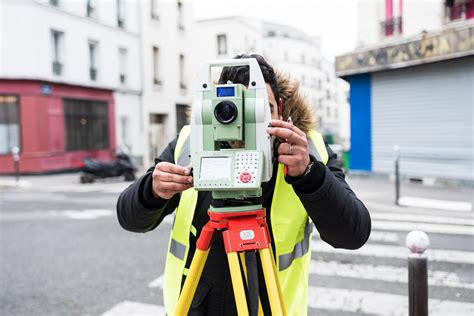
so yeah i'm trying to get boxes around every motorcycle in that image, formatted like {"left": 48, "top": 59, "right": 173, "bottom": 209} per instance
{"left": 79, "top": 151, "right": 137, "bottom": 183}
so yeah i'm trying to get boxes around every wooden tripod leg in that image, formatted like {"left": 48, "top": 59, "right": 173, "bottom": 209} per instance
{"left": 227, "top": 252, "right": 249, "bottom": 316}
{"left": 175, "top": 248, "right": 210, "bottom": 315}
{"left": 259, "top": 248, "right": 286, "bottom": 316}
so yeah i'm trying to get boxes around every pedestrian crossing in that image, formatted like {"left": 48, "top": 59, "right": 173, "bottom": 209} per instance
{"left": 102, "top": 204, "right": 474, "bottom": 315}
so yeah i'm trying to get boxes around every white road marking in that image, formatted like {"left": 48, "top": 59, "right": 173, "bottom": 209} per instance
{"left": 308, "top": 286, "right": 474, "bottom": 315}
{"left": 46, "top": 182, "right": 130, "bottom": 193}
{"left": 62, "top": 209, "right": 114, "bottom": 220}
{"left": 313, "top": 242, "right": 474, "bottom": 264}
{"left": 0, "top": 209, "right": 114, "bottom": 221}
{"left": 148, "top": 274, "right": 164, "bottom": 289}
{"left": 368, "top": 231, "right": 400, "bottom": 243}
{"left": 102, "top": 301, "right": 165, "bottom": 316}
{"left": 314, "top": 230, "right": 400, "bottom": 243}
{"left": 0, "top": 179, "right": 32, "bottom": 188}
{"left": 372, "top": 220, "right": 474, "bottom": 236}
{"left": 398, "top": 196, "right": 472, "bottom": 212}
{"left": 371, "top": 212, "right": 474, "bottom": 226}
{"left": 310, "top": 260, "right": 474, "bottom": 289}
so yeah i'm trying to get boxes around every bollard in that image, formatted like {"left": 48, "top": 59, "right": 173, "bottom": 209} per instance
{"left": 406, "top": 230, "right": 429, "bottom": 316}
{"left": 11, "top": 146, "right": 20, "bottom": 185}
{"left": 394, "top": 145, "right": 400, "bottom": 205}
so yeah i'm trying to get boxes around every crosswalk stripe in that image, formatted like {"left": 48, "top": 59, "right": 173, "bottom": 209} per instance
{"left": 101, "top": 293, "right": 474, "bottom": 316}
{"left": 372, "top": 220, "right": 474, "bottom": 236}
{"left": 366, "top": 231, "right": 400, "bottom": 242}
{"left": 308, "top": 286, "right": 474, "bottom": 315}
{"left": 312, "top": 242, "right": 474, "bottom": 264}
{"left": 102, "top": 301, "right": 165, "bottom": 316}
{"left": 310, "top": 260, "right": 474, "bottom": 289}
{"left": 398, "top": 196, "right": 472, "bottom": 212}
{"left": 371, "top": 212, "right": 474, "bottom": 226}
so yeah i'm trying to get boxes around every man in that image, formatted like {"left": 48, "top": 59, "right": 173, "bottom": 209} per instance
{"left": 117, "top": 54, "right": 371, "bottom": 315}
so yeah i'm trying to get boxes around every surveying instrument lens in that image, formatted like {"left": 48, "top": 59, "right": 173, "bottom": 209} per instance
{"left": 214, "top": 101, "right": 238, "bottom": 124}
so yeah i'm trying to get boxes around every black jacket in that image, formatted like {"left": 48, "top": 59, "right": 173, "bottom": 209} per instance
{"left": 117, "top": 136, "right": 371, "bottom": 315}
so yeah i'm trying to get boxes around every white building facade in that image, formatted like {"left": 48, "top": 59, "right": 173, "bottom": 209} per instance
{"left": 196, "top": 17, "right": 350, "bottom": 146}
{"left": 139, "top": 0, "right": 195, "bottom": 166}
{"left": 357, "top": 0, "right": 473, "bottom": 47}
{"left": 0, "top": 0, "right": 143, "bottom": 173}
{"left": 0, "top": 0, "right": 196, "bottom": 173}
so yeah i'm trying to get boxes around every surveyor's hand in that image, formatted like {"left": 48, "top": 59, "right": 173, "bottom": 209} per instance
{"left": 266, "top": 119, "right": 310, "bottom": 177}
{"left": 152, "top": 162, "right": 193, "bottom": 200}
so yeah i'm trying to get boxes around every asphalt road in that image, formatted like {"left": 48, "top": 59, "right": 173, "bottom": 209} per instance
{"left": 1, "top": 174, "right": 473, "bottom": 315}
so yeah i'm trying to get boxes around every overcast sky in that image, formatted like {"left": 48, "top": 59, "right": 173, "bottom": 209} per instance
{"left": 193, "top": 0, "right": 359, "bottom": 60}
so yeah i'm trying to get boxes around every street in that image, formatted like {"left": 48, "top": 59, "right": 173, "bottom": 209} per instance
{"left": 1, "top": 174, "right": 473, "bottom": 315}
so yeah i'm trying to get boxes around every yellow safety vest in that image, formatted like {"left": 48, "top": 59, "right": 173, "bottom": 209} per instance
{"left": 163, "top": 125, "right": 328, "bottom": 316}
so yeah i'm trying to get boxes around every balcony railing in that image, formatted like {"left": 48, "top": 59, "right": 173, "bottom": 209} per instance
{"left": 381, "top": 17, "right": 403, "bottom": 37}
{"left": 52, "top": 61, "right": 63, "bottom": 76}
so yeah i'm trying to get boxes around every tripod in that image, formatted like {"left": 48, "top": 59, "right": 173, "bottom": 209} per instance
{"left": 175, "top": 206, "right": 286, "bottom": 315}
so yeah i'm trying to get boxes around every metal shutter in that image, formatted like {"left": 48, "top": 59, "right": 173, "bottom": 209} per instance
{"left": 371, "top": 57, "right": 474, "bottom": 181}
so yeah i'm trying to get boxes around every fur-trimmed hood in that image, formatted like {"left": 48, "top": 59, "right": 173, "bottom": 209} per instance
{"left": 276, "top": 71, "right": 317, "bottom": 134}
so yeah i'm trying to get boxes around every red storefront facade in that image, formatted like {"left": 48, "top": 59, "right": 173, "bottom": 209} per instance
{"left": 0, "top": 80, "right": 115, "bottom": 174}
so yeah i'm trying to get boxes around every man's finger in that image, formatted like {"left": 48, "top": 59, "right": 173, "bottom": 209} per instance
{"left": 266, "top": 127, "right": 305, "bottom": 145}
{"left": 159, "top": 182, "right": 193, "bottom": 192}
{"left": 156, "top": 172, "right": 193, "bottom": 184}
{"left": 277, "top": 143, "right": 300, "bottom": 156}
{"left": 269, "top": 119, "right": 306, "bottom": 137}
{"left": 157, "top": 162, "right": 190, "bottom": 175}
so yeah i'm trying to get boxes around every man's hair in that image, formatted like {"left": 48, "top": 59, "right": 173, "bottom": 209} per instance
{"left": 218, "top": 54, "right": 280, "bottom": 103}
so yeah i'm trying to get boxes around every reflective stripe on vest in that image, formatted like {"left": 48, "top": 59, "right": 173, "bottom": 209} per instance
{"left": 278, "top": 219, "right": 313, "bottom": 271}
{"left": 164, "top": 125, "right": 328, "bottom": 316}
{"left": 169, "top": 238, "right": 186, "bottom": 260}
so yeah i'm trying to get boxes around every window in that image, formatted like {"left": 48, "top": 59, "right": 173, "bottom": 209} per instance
{"left": 301, "top": 75, "right": 306, "bottom": 86}
{"left": 151, "top": 0, "right": 159, "bottom": 19}
{"left": 301, "top": 54, "right": 305, "bottom": 63}
{"left": 326, "top": 107, "right": 331, "bottom": 118}
{"left": 176, "top": 104, "right": 188, "bottom": 132}
{"left": 0, "top": 96, "right": 20, "bottom": 155}
{"left": 179, "top": 54, "right": 186, "bottom": 90}
{"left": 51, "top": 30, "right": 64, "bottom": 76}
{"left": 64, "top": 99, "right": 109, "bottom": 151}
{"left": 89, "top": 41, "right": 98, "bottom": 81}
{"left": 87, "top": 0, "right": 96, "bottom": 18}
{"left": 152, "top": 46, "right": 161, "bottom": 85}
{"left": 217, "top": 34, "right": 227, "bottom": 55}
{"left": 119, "top": 47, "right": 127, "bottom": 84}
{"left": 117, "top": 0, "right": 125, "bottom": 28}
{"left": 284, "top": 51, "right": 288, "bottom": 61}
{"left": 50, "top": 0, "right": 59, "bottom": 6}
{"left": 177, "top": 0, "right": 184, "bottom": 30}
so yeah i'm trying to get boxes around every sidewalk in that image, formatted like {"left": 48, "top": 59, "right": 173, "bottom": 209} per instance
{"left": 347, "top": 174, "right": 473, "bottom": 214}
